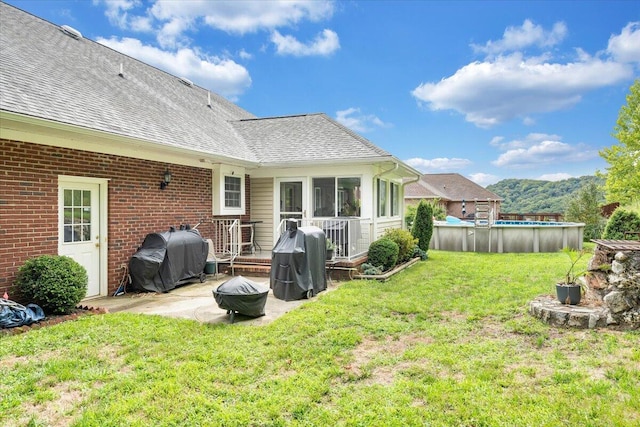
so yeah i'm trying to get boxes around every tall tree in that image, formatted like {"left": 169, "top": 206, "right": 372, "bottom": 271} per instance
{"left": 564, "top": 181, "right": 606, "bottom": 241}
{"left": 600, "top": 79, "right": 640, "bottom": 205}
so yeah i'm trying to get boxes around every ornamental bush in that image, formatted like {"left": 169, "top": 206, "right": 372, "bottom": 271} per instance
{"left": 602, "top": 208, "right": 640, "bottom": 240}
{"left": 412, "top": 200, "right": 434, "bottom": 251}
{"left": 367, "top": 238, "right": 399, "bottom": 272}
{"left": 15, "top": 255, "right": 88, "bottom": 314}
{"left": 383, "top": 228, "right": 418, "bottom": 264}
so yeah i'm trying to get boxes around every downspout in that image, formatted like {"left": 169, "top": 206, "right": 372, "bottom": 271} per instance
{"left": 401, "top": 173, "right": 421, "bottom": 229}
{"left": 372, "top": 162, "right": 399, "bottom": 240}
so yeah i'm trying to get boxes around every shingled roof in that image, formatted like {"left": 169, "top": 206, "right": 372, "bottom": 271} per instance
{"left": 0, "top": 3, "right": 411, "bottom": 171}
{"left": 405, "top": 173, "right": 502, "bottom": 202}
{"left": 231, "top": 113, "right": 394, "bottom": 165}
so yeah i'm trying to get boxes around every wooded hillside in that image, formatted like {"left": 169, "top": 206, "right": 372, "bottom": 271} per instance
{"left": 487, "top": 176, "right": 604, "bottom": 213}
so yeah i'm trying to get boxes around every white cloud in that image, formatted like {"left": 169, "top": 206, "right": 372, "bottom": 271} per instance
{"left": 271, "top": 29, "right": 339, "bottom": 56}
{"left": 405, "top": 157, "right": 472, "bottom": 173}
{"left": 469, "top": 173, "right": 500, "bottom": 187}
{"left": 95, "top": 1, "right": 336, "bottom": 50}
{"left": 97, "top": 37, "right": 251, "bottom": 99}
{"left": 412, "top": 21, "right": 636, "bottom": 128}
{"left": 490, "top": 133, "right": 598, "bottom": 168}
{"left": 472, "top": 20, "right": 567, "bottom": 56}
{"left": 607, "top": 22, "right": 640, "bottom": 64}
{"left": 335, "top": 108, "right": 391, "bottom": 132}
{"left": 538, "top": 173, "right": 573, "bottom": 181}
{"left": 412, "top": 53, "right": 631, "bottom": 128}
{"left": 150, "top": 0, "right": 335, "bottom": 35}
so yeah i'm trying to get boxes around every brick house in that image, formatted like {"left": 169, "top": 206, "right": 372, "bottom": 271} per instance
{"left": 0, "top": 3, "right": 420, "bottom": 300}
{"left": 405, "top": 173, "right": 502, "bottom": 219}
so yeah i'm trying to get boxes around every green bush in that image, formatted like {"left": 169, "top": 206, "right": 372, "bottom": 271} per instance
{"left": 360, "top": 263, "right": 383, "bottom": 276}
{"left": 602, "top": 208, "right": 640, "bottom": 239}
{"left": 412, "top": 200, "right": 434, "bottom": 251}
{"left": 367, "top": 238, "right": 399, "bottom": 272}
{"left": 15, "top": 255, "right": 88, "bottom": 314}
{"left": 413, "top": 246, "right": 428, "bottom": 261}
{"left": 383, "top": 228, "right": 418, "bottom": 264}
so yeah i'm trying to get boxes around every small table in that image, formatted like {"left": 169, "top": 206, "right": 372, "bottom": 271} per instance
{"left": 244, "top": 220, "right": 263, "bottom": 253}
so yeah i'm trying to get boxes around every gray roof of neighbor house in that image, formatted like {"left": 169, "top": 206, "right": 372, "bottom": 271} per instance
{"left": 405, "top": 173, "right": 502, "bottom": 202}
{"left": 0, "top": 3, "right": 411, "bottom": 170}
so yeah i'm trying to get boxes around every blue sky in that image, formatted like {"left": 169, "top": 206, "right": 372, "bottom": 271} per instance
{"left": 8, "top": 0, "right": 640, "bottom": 186}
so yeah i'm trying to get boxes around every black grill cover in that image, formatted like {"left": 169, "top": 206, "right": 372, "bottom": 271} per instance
{"left": 129, "top": 229, "right": 207, "bottom": 292}
{"left": 270, "top": 225, "right": 327, "bottom": 301}
{"left": 213, "top": 276, "right": 269, "bottom": 317}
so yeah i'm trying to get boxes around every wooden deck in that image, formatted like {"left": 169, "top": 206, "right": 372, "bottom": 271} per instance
{"left": 217, "top": 250, "right": 366, "bottom": 280}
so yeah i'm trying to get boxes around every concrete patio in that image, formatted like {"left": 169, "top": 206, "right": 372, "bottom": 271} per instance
{"left": 84, "top": 274, "right": 336, "bottom": 326}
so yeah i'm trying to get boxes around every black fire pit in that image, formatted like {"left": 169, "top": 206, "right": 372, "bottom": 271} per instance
{"left": 213, "top": 276, "right": 269, "bottom": 323}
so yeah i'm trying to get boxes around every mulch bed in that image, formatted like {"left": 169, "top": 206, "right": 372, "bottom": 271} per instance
{"left": 0, "top": 306, "right": 108, "bottom": 337}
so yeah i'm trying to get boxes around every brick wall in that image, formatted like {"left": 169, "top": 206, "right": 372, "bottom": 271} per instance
{"left": 0, "top": 139, "right": 250, "bottom": 299}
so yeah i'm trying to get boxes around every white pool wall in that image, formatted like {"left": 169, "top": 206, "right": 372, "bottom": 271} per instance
{"left": 430, "top": 221, "right": 585, "bottom": 253}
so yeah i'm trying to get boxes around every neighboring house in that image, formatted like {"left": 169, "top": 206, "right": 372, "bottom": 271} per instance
{"left": 0, "top": 4, "right": 420, "bottom": 299}
{"left": 405, "top": 173, "right": 502, "bottom": 219}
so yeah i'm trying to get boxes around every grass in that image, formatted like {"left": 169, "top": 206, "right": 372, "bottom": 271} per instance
{"left": 1, "top": 247, "right": 639, "bottom": 426}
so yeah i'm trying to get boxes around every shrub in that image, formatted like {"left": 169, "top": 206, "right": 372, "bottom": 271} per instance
{"left": 367, "top": 238, "right": 399, "bottom": 272}
{"left": 360, "top": 263, "right": 383, "bottom": 276}
{"left": 15, "top": 255, "right": 88, "bottom": 314}
{"left": 413, "top": 246, "right": 428, "bottom": 261}
{"left": 383, "top": 228, "right": 418, "bottom": 264}
{"left": 412, "top": 200, "right": 434, "bottom": 251}
{"left": 602, "top": 208, "right": 640, "bottom": 239}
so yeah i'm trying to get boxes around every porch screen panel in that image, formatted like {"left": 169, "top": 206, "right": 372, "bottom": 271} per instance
{"left": 338, "top": 177, "right": 361, "bottom": 217}
{"left": 313, "top": 178, "right": 335, "bottom": 217}
{"left": 377, "top": 179, "right": 387, "bottom": 217}
{"left": 390, "top": 182, "right": 399, "bottom": 216}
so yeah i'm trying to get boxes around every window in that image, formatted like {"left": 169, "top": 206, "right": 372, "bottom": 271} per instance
{"left": 63, "top": 189, "right": 91, "bottom": 242}
{"left": 390, "top": 182, "right": 400, "bottom": 216}
{"left": 377, "top": 179, "right": 387, "bottom": 217}
{"left": 224, "top": 176, "right": 241, "bottom": 208}
{"left": 312, "top": 177, "right": 361, "bottom": 217}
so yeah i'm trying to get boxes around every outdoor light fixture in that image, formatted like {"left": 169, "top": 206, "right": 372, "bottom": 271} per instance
{"left": 160, "top": 169, "right": 172, "bottom": 190}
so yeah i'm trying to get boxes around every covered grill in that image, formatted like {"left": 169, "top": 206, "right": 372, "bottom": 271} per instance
{"left": 213, "top": 276, "right": 269, "bottom": 323}
{"left": 129, "top": 228, "right": 207, "bottom": 292}
{"left": 270, "top": 222, "right": 327, "bottom": 301}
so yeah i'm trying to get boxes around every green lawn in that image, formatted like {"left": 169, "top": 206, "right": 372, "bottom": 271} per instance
{"left": 1, "top": 248, "right": 639, "bottom": 426}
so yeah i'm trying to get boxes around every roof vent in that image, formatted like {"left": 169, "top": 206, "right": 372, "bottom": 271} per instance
{"left": 178, "top": 77, "right": 193, "bottom": 87}
{"left": 61, "top": 25, "right": 83, "bottom": 40}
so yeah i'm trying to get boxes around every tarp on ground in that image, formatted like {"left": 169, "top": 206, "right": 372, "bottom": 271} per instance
{"left": 270, "top": 225, "right": 327, "bottom": 301}
{"left": 129, "top": 228, "right": 207, "bottom": 292}
{"left": 0, "top": 298, "right": 45, "bottom": 328}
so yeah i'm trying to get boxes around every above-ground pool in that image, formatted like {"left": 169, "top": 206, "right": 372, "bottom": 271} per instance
{"left": 430, "top": 220, "right": 585, "bottom": 253}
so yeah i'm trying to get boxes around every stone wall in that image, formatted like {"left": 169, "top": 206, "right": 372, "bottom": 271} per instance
{"left": 586, "top": 245, "right": 640, "bottom": 329}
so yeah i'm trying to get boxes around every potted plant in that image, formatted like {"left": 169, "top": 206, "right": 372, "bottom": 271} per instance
{"left": 326, "top": 239, "right": 336, "bottom": 261}
{"left": 555, "top": 247, "right": 588, "bottom": 305}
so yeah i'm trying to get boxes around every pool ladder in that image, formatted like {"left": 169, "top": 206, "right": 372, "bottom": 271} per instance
{"left": 474, "top": 199, "right": 492, "bottom": 252}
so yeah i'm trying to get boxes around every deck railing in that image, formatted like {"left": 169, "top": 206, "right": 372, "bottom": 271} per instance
{"left": 209, "top": 219, "right": 254, "bottom": 272}
{"left": 276, "top": 217, "right": 372, "bottom": 261}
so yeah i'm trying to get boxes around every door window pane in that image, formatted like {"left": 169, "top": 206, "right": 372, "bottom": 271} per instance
{"left": 338, "top": 177, "right": 361, "bottom": 217}
{"left": 63, "top": 189, "right": 91, "bottom": 243}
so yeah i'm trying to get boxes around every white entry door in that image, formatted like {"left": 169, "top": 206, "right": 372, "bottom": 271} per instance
{"left": 58, "top": 182, "right": 101, "bottom": 297}
{"left": 277, "top": 178, "right": 306, "bottom": 224}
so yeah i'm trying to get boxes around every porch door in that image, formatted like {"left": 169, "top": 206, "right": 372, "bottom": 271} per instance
{"left": 58, "top": 182, "right": 101, "bottom": 297}
{"left": 277, "top": 179, "right": 306, "bottom": 224}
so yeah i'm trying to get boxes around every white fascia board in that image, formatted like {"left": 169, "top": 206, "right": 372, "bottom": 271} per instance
{"left": 0, "top": 111, "right": 257, "bottom": 169}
